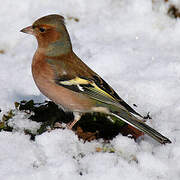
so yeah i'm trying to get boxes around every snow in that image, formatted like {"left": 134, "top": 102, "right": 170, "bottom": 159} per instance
{"left": 0, "top": 0, "right": 179, "bottom": 179}
{"left": 8, "top": 111, "right": 41, "bottom": 134}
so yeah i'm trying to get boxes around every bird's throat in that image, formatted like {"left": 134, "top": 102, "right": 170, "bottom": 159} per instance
{"left": 45, "top": 38, "right": 72, "bottom": 57}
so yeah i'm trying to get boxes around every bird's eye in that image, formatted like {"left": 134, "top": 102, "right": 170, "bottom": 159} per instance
{"left": 39, "top": 27, "right": 46, "bottom": 32}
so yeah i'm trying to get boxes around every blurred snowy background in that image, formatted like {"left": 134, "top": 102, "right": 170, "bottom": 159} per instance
{"left": 0, "top": 0, "right": 180, "bottom": 179}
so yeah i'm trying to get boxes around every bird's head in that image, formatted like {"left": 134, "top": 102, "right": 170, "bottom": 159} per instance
{"left": 20, "top": 14, "right": 72, "bottom": 56}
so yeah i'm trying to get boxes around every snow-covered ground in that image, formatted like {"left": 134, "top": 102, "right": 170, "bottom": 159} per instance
{"left": 0, "top": 0, "right": 180, "bottom": 179}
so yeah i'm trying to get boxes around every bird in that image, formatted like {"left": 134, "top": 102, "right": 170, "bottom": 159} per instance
{"left": 20, "top": 14, "right": 171, "bottom": 144}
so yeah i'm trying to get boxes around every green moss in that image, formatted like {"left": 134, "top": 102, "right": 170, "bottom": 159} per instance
{"left": 0, "top": 110, "right": 15, "bottom": 132}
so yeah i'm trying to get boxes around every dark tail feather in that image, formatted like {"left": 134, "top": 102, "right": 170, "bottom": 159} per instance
{"left": 111, "top": 109, "right": 171, "bottom": 144}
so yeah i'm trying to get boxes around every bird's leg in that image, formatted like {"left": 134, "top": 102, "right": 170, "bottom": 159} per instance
{"left": 67, "top": 112, "right": 82, "bottom": 129}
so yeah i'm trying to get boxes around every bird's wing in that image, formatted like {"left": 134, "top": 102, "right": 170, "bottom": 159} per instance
{"left": 55, "top": 75, "right": 142, "bottom": 116}
{"left": 89, "top": 75, "right": 142, "bottom": 117}
{"left": 56, "top": 76, "right": 119, "bottom": 105}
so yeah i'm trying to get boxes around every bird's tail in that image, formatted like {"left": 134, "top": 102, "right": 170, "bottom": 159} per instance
{"left": 111, "top": 109, "right": 171, "bottom": 144}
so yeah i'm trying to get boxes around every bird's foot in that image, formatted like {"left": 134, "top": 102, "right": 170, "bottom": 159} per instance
{"left": 67, "top": 112, "right": 82, "bottom": 129}
{"left": 67, "top": 119, "right": 79, "bottom": 129}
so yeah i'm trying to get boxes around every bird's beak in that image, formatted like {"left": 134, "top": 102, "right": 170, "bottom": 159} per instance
{"left": 20, "top": 26, "right": 34, "bottom": 35}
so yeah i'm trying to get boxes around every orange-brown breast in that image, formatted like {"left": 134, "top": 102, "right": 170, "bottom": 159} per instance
{"left": 32, "top": 50, "right": 95, "bottom": 112}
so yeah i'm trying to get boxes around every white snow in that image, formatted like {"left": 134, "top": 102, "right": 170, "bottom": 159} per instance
{"left": 0, "top": 0, "right": 179, "bottom": 179}
{"left": 8, "top": 111, "right": 41, "bottom": 134}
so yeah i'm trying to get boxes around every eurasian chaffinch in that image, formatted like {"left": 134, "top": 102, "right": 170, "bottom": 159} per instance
{"left": 20, "top": 14, "right": 171, "bottom": 144}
